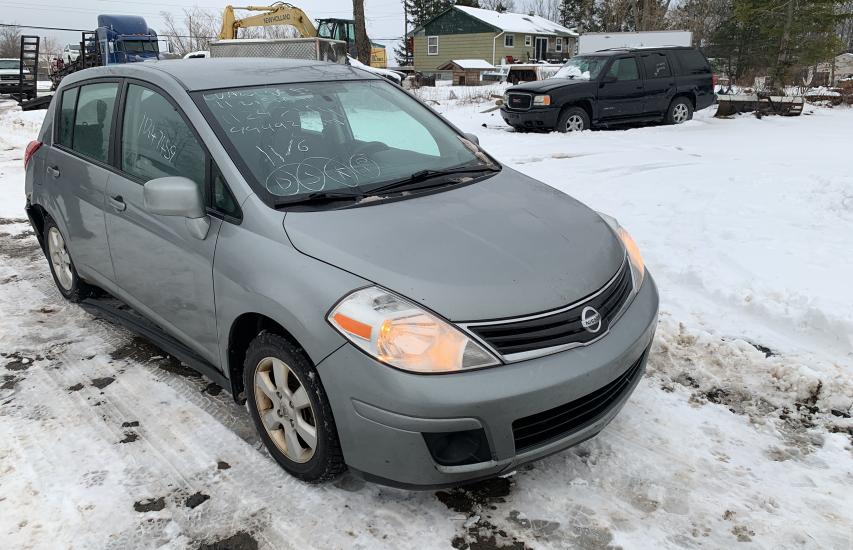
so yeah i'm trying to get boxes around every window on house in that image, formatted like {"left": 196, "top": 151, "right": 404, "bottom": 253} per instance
{"left": 505, "top": 34, "right": 514, "bottom": 47}
{"left": 427, "top": 36, "right": 438, "bottom": 55}
{"left": 556, "top": 37, "right": 563, "bottom": 53}
{"left": 524, "top": 35, "right": 532, "bottom": 46}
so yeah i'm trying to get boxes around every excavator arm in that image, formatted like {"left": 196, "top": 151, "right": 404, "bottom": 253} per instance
{"left": 219, "top": 3, "right": 318, "bottom": 40}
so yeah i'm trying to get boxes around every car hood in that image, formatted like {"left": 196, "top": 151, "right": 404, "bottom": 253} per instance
{"left": 509, "top": 78, "right": 593, "bottom": 93}
{"left": 284, "top": 168, "right": 625, "bottom": 321}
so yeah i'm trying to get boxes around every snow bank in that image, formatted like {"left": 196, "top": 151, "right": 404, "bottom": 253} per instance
{"left": 1, "top": 90, "right": 851, "bottom": 550}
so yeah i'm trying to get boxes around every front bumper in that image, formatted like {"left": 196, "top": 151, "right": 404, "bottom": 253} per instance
{"left": 500, "top": 106, "right": 560, "bottom": 130}
{"left": 317, "top": 274, "right": 659, "bottom": 488}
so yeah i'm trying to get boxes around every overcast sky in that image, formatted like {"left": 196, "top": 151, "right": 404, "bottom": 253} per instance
{"left": 3, "top": 0, "right": 406, "bottom": 51}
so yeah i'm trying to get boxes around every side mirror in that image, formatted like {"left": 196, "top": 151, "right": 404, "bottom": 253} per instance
{"left": 143, "top": 177, "right": 210, "bottom": 239}
{"left": 463, "top": 132, "right": 480, "bottom": 146}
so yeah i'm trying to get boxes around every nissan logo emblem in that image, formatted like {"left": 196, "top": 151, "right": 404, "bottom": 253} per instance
{"left": 581, "top": 306, "right": 602, "bottom": 334}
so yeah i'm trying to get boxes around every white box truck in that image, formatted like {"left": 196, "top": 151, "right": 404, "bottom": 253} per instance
{"left": 578, "top": 31, "right": 693, "bottom": 54}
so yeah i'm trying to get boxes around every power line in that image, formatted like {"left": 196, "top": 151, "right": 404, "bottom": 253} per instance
{"left": 0, "top": 22, "right": 404, "bottom": 41}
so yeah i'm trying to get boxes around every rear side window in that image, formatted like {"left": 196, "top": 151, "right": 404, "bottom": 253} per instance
{"left": 57, "top": 87, "right": 78, "bottom": 147}
{"left": 641, "top": 53, "right": 671, "bottom": 79}
{"left": 676, "top": 50, "right": 710, "bottom": 75}
{"left": 120, "top": 84, "right": 205, "bottom": 187}
{"left": 72, "top": 83, "right": 119, "bottom": 163}
{"left": 606, "top": 57, "right": 640, "bottom": 81}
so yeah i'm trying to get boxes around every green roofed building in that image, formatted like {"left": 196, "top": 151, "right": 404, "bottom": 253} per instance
{"left": 409, "top": 5, "right": 577, "bottom": 78}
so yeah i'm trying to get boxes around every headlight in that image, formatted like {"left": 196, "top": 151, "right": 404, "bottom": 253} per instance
{"left": 532, "top": 95, "right": 551, "bottom": 106}
{"left": 599, "top": 213, "right": 645, "bottom": 289}
{"left": 328, "top": 287, "right": 500, "bottom": 373}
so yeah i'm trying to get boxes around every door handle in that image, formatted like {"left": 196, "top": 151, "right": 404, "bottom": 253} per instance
{"left": 46, "top": 165, "right": 60, "bottom": 178}
{"left": 109, "top": 195, "right": 126, "bottom": 212}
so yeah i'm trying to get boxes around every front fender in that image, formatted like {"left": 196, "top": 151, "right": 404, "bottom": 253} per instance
{"left": 213, "top": 196, "right": 369, "bottom": 379}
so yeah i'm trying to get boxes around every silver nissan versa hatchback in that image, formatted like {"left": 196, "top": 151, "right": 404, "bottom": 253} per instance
{"left": 24, "top": 59, "right": 658, "bottom": 488}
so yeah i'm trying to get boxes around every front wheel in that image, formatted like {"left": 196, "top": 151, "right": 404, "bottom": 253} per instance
{"left": 666, "top": 98, "right": 693, "bottom": 124}
{"left": 243, "top": 333, "right": 345, "bottom": 482}
{"left": 556, "top": 106, "right": 590, "bottom": 133}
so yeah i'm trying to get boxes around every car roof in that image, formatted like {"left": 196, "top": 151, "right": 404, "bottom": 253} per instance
{"left": 65, "top": 58, "right": 380, "bottom": 91}
{"left": 587, "top": 46, "right": 696, "bottom": 55}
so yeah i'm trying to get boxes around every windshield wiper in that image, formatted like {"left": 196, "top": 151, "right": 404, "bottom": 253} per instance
{"left": 369, "top": 165, "right": 501, "bottom": 195}
{"left": 273, "top": 191, "right": 364, "bottom": 209}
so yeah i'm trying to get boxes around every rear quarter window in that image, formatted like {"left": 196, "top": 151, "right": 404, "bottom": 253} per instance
{"left": 57, "top": 87, "right": 78, "bottom": 147}
{"left": 676, "top": 50, "right": 710, "bottom": 76}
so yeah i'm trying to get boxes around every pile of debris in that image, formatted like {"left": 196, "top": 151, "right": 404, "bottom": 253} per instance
{"left": 802, "top": 80, "right": 853, "bottom": 107}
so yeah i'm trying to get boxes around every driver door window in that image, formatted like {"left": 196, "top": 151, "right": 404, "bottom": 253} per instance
{"left": 606, "top": 57, "right": 640, "bottom": 81}
{"left": 120, "top": 84, "right": 205, "bottom": 188}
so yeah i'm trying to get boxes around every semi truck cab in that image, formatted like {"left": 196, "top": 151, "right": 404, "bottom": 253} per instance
{"left": 95, "top": 15, "right": 159, "bottom": 65}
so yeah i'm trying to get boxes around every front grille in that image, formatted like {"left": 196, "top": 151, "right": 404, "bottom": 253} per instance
{"left": 468, "top": 258, "right": 633, "bottom": 357}
{"left": 0, "top": 75, "right": 18, "bottom": 81}
{"left": 512, "top": 349, "right": 647, "bottom": 452}
{"left": 506, "top": 93, "right": 532, "bottom": 110}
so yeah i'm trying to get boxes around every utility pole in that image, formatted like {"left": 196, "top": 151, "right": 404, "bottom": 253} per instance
{"left": 404, "top": 0, "right": 409, "bottom": 66}
{"left": 353, "top": 0, "right": 371, "bottom": 65}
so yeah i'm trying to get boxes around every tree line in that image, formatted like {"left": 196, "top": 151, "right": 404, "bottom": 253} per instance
{"left": 399, "top": 0, "right": 852, "bottom": 85}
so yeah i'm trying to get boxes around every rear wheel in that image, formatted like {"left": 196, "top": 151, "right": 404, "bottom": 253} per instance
{"left": 243, "top": 333, "right": 345, "bottom": 482}
{"left": 43, "top": 216, "right": 93, "bottom": 302}
{"left": 666, "top": 97, "right": 693, "bottom": 124}
{"left": 556, "top": 106, "right": 590, "bottom": 133}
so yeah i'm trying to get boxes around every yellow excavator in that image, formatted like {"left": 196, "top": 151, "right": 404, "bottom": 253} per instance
{"left": 219, "top": 2, "right": 387, "bottom": 68}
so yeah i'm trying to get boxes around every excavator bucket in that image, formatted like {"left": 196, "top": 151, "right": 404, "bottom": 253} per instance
{"left": 715, "top": 94, "right": 804, "bottom": 117}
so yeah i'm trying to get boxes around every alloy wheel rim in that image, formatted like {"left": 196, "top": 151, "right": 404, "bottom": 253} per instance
{"left": 47, "top": 227, "right": 73, "bottom": 291}
{"left": 253, "top": 357, "right": 317, "bottom": 463}
{"left": 566, "top": 114, "right": 584, "bottom": 132}
{"left": 673, "top": 104, "right": 689, "bottom": 123}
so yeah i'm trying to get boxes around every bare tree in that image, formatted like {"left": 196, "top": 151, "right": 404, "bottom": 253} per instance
{"left": 0, "top": 25, "right": 22, "bottom": 58}
{"left": 480, "top": 0, "right": 517, "bottom": 11}
{"left": 522, "top": 0, "right": 561, "bottom": 21}
{"left": 40, "top": 36, "right": 61, "bottom": 58}
{"left": 669, "top": 0, "right": 730, "bottom": 46}
{"left": 159, "top": 9, "right": 220, "bottom": 56}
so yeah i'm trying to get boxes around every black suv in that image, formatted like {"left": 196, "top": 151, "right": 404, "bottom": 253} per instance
{"left": 500, "top": 47, "right": 715, "bottom": 132}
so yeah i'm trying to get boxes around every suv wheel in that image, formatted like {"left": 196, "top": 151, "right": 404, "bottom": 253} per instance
{"left": 667, "top": 98, "right": 693, "bottom": 124}
{"left": 557, "top": 107, "right": 589, "bottom": 133}
{"left": 43, "top": 216, "right": 93, "bottom": 302}
{"left": 243, "top": 333, "right": 345, "bottom": 482}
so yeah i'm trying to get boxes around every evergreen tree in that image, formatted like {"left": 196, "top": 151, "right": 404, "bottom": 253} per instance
{"left": 405, "top": 0, "right": 454, "bottom": 28}
{"left": 559, "top": 0, "right": 597, "bottom": 31}
{"left": 709, "top": 0, "right": 850, "bottom": 85}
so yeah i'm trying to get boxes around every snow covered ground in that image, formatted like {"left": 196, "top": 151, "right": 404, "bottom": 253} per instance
{"left": 1, "top": 95, "right": 852, "bottom": 550}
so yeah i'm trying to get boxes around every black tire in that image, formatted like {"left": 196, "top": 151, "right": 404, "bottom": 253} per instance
{"left": 43, "top": 216, "right": 93, "bottom": 303}
{"left": 556, "top": 106, "right": 590, "bottom": 133}
{"left": 243, "top": 333, "right": 345, "bottom": 482}
{"left": 666, "top": 97, "right": 694, "bottom": 124}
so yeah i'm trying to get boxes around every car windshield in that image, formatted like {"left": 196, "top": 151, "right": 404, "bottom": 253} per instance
{"left": 552, "top": 56, "right": 608, "bottom": 80}
{"left": 199, "top": 80, "right": 492, "bottom": 203}
{"left": 0, "top": 60, "right": 19, "bottom": 70}
{"left": 120, "top": 40, "right": 158, "bottom": 53}
{"left": 69, "top": 45, "right": 80, "bottom": 51}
